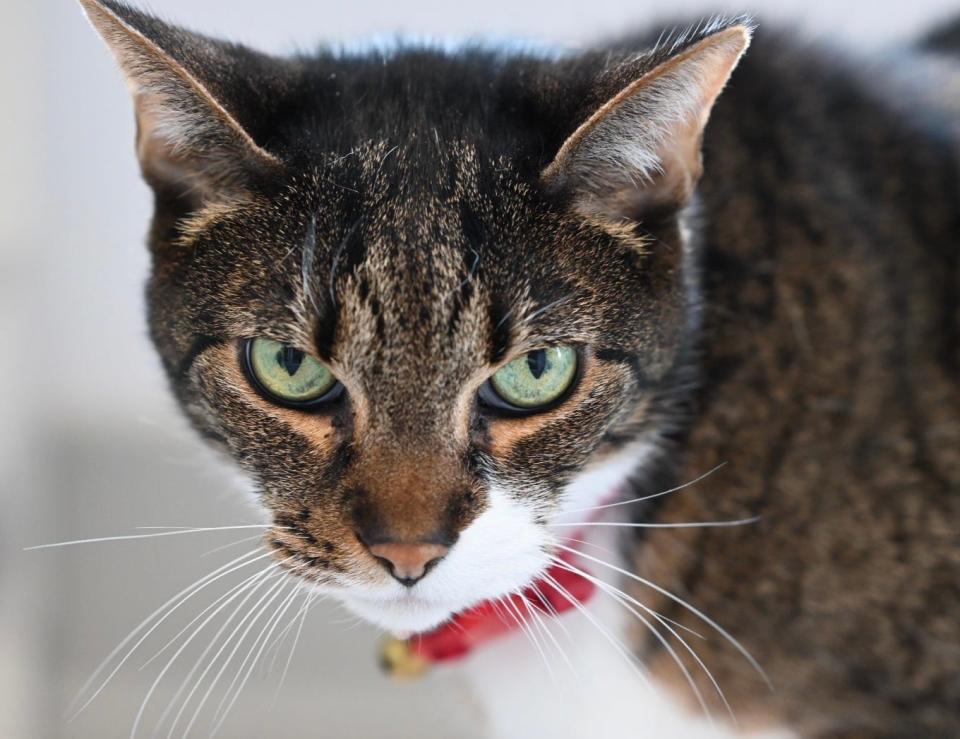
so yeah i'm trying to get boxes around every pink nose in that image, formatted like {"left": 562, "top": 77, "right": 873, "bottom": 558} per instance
{"left": 368, "top": 542, "right": 450, "bottom": 586}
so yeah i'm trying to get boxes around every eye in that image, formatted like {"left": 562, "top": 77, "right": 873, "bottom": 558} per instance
{"left": 481, "top": 346, "right": 578, "bottom": 412}
{"left": 243, "top": 338, "right": 341, "bottom": 408}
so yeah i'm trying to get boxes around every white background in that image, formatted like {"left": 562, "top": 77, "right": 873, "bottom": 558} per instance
{"left": 1, "top": 1, "right": 956, "bottom": 737}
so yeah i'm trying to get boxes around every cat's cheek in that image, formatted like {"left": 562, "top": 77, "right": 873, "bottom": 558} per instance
{"left": 193, "top": 345, "right": 352, "bottom": 511}
{"left": 429, "top": 484, "right": 552, "bottom": 602}
{"left": 553, "top": 438, "right": 663, "bottom": 525}
{"left": 222, "top": 462, "right": 273, "bottom": 520}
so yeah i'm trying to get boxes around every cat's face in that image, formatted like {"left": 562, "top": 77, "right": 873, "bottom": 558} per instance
{"left": 82, "top": 0, "right": 748, "bottom": 632}
{"left": 148, "top": 142, "right": 679, "bottom": 631}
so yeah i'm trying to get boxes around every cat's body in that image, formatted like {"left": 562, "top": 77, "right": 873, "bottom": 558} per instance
{"left": 79, "top": 2, "right": 959, "bottom": 736}
{"left": 604, "top": 31, "right": 960, "bottom": 738}
{"left": 612, "top": 29, "right": 960, "bottom": 736}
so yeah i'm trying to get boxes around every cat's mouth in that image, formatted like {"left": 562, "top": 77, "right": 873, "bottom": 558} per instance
{"left": 341, "top": 589, "right": 477, "bottom": 633}
{"left": 335, "top": 543, "right": 553, "bottom": 633}
{"left": 286, "top": 487, "right": 554, "bottom": 633}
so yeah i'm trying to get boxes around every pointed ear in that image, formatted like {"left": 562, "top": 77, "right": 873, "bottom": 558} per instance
{"left": 79, "top": 0, "right": 281, "bottom": 203}
{"left": 542, "top": 24, "right": 752, "bottom": 222}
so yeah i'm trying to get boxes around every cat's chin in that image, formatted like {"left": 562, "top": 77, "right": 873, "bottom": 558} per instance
{"left": 337, "top": 593, "right": 459, "bottom": 633}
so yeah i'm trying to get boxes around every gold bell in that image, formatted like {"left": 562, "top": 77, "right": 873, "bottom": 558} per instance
{"left": 379, "top": 635, "right": 430, "bottom": 680}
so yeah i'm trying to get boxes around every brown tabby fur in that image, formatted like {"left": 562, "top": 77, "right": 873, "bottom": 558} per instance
{"left": 80, "top": 0, "right": 959, "bottom": 735}
{"left": 637, "top": 46, "right": 960, "bottom": 734}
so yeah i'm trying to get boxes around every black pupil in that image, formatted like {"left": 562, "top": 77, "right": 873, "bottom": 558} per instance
{"left": 527, "top": 350, "right": 548, "bottom": 379}
{"left": 276, "top": 346, "right": 304, "bottom": 377}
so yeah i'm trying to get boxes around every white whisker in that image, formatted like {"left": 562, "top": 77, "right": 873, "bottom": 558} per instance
{"left": 562, "top": 463, "right": 728, "bottom": 515}
{"left": 563, "top": 536, "right": 622, "bottom": 558}
{"left": 648, "top": 612, "right": 705, "bottom": 641}
{"left": 504, "top": 594, "right": 556, "bottom": 682}
{"left": 519, "top": 296, "right": 573, "bottom": 328}
{"left": 263, "top": 593, "right": 307, "bottom": 676}
{"left": 521, "top": 591, "right": 577, "bottom": 679}
{"left": 265, "top": 588, "right": 319, "bottom": 677}
{"left": 551, "top": 556, "right": 728, "bottom": 725}
{"left": 205, "top": 577, "right": 299, "bottom": 729}
{"left": 68, "top": 548, "right": 268, "bottom": 720}
{"left": 140, "top": 565, "right": 272, "bottom": 671}
{"left": 26, "top": 526, "right": 277, "bottom": 551}
{"left": 549, "top": 546, "right": 702, "bottom": 643}
{"left": 209, "top": 579, "right": 302, "bottom": 737}
{"left": 540, "top": 571, "right": 654, "bottom": 693}
{"left": 487, "top": 598, "right": 513, "bottom": 630}
{"left": 171, "top": 568, "right": 293, "bottom": 738}
{"left": 555, "top": 543, "right": 771, "bottom": 689}
{"left": 549, "top": 516, "right": 760, "bottom": 530}
{"left": 496, "top": 595, "right": 552, "bottom": 680}
{"left": 128, "top": 561, "right": 285, "bottom": 739}
{"left": 150, "top": 566, "right": 281, "bottom": 736}
{"left": 201, "top": 534, "right": 266, "bottom": 558}
{"left": 622, "top": 592, "right": 732, "bottom": 723}
{"left": 271, "top": 590, "right": 319, "bottom": 708}
{"left": 135, "top": 525, "right": 273, "bottom": 531}
{"left": 528, "top": 581, "right": 577, "bottom": 649}
{"left": 517, "top": 594, "right": 561, "bottom": 684}
{"left": 252, "top": 585, "right": 304, "bottom": 683}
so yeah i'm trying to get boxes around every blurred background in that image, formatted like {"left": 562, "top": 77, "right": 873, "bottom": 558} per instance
{"left": 1, "top": 1, "right": 956, "bottom": 737}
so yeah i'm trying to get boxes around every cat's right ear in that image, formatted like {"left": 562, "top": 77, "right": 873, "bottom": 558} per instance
{"left": 79, "top": 0, "right": 282, "bottom": 204}
{"left": 543, "top": 23, "right": 751, "bottom": 224}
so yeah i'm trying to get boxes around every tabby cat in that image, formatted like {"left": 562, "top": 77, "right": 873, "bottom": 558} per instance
{"left": 80, "top": 0, "right": 959, "bottom": 736}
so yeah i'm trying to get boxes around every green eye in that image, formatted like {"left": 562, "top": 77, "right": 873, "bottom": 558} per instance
{"left": 488, "top": 346, "right": 578, "bottom": 410}
{"left": 245, "top": 338, "right": 338, "bottom": 405}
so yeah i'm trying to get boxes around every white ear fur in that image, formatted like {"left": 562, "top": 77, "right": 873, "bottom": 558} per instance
{"left": 543, "top": 25, "right": 752, "bottom": 221}
{"left": 79, "top": 0, "right": 279, "bottom": 198}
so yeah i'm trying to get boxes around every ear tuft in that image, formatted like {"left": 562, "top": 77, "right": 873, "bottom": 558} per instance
{"left": 543, "top": 23, "right": 752, "bottom": 222}
{"left": 79, "top": 0, "right": 280, "bottom": 202}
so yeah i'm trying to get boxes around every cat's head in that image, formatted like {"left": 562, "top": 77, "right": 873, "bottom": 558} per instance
{"left": 82, "top": 0, "right": 749, "bottom": 632}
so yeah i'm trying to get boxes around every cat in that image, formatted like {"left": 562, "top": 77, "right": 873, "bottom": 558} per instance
{"left": 79, "top": 0, "right": 959, "bottom": 736}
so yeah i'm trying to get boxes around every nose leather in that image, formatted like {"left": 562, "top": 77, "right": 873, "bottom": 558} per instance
{"left": 368, "top": 542, "right": 450, "bottom": 586}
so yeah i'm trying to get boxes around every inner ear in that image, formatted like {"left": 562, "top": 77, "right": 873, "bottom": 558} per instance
{"left": 80, "top": 0, "right": 283, "bottom": 205}
{"left": 542, "top": 24, "right": 753, "bottom": 223}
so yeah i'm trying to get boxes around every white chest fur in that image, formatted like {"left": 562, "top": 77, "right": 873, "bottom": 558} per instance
{"left": 457, "top": 448, "right": 795, "bottom": 739}
{"left": 459, "top": 560, "right": 794, "bottom": 739}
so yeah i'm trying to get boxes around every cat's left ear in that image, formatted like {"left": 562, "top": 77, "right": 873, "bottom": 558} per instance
{"left": 79, "top": 0, "right": 283, "bottom": 203}
{"left": 543, "top": 24, "right": 752, "bottom": 222}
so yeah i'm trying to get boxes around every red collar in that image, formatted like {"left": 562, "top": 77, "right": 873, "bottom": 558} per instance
{"left": 379, "top": 549, "right": 595, "bottom": 677}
